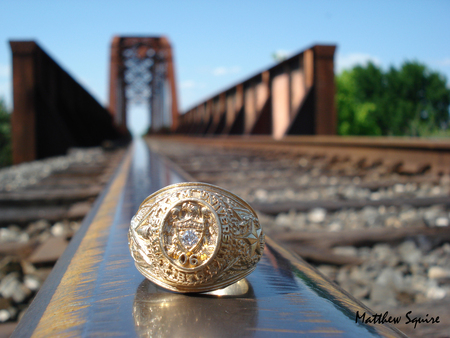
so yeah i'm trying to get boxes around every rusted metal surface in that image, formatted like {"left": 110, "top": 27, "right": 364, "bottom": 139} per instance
{"left": 108, "top": 36, "right": 179, "bottom": 133}
{"left": 12, "top": 139, "right": 406, "bottom": 337}
{"left": 178, "top": 45, "right": 336, "bottom": 139}
{"left": 9, "top": 41, "right": 124, "bottom": 164}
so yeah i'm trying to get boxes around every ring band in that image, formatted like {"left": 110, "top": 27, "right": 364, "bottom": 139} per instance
{"left": 128, "top": 182, "right": 265, "bottom": 293}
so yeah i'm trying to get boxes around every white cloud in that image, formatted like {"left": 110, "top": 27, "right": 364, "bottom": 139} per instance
{"left": 180, "top": 80, "right": 196, "bottom": 89}
{"left": 0, "top": 64, "right": 11, "bottom": 78}
{"left": 212, "top": 67, "right": 227, "bottom": 76}
{"left": 180, "top": 80, "right": 206, "bottom": 90}
{"left": 336, "top": 53, "right": 381, "bottom": 73}
{"left": 272, "top": 50, "right": 291, "bottom": 62}
{"left": 212, "top": 66, "right": 241, "bottom": 76}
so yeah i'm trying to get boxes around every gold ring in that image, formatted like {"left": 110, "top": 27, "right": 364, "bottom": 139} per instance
{"left": 128, "top": 182, "right": 265, "bottom": 293}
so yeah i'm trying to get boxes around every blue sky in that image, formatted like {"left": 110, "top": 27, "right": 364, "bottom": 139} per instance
{"left": 1, "top": 1, "right": 449, "bottom": 134}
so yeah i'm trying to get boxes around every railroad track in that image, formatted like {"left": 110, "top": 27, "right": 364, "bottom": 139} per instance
{"left": 2, "top": 135, "right": 449, "bottom": 337}
{"left": 147, "top": 135, "right": 450, "bottom": 338}
{"left": 8, "top": 139, "right": 408, "bottom": 337}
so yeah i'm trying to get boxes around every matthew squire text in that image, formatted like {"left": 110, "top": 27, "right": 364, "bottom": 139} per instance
{"left": 355, "top": 311, "right": 440, "bottom": 329}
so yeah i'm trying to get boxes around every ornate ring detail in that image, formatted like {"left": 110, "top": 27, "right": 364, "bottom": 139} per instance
{"left": 128, "top": 182, "right": 265, "bottom": 293}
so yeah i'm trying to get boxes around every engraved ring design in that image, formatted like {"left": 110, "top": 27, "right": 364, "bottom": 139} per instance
{"left": 128, "top": 182, "right": 265, "bottom": 293}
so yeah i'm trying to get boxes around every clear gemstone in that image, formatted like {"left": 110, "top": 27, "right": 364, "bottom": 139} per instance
{"left": 180, "top": 230, "right": 198, "bottom": 248}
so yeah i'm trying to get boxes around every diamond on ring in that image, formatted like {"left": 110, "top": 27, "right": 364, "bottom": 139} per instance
{"left": 128, "top": 182, "right": 265, "bottom": 293}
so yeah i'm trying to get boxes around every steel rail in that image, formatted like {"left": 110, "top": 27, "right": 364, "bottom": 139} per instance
{"left": 12, "top": 139, "right": 406, "bottom": 337}
{"left": 156, "top": 135, "right": 450, "bottom": 151}
{"left": 151, "top": 135, "right": 450, "bottom": 175}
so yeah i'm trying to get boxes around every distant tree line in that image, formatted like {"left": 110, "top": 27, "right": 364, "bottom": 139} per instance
{"left": 336, "top": 61, "right": 450, "bottom": 136}
{"left": 0, "top": 99, "right": 11, "bottom": 167}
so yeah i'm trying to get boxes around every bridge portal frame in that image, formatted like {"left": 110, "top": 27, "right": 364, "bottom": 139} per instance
{"left": 108, "top": 36, "right": 179, "bottom": 133}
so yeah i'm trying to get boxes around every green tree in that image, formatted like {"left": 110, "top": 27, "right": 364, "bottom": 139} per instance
{"left": 336, "top": 61, "right": 450, "bottom": 136}
{"left": 0, "top": 98, "right": 12, "bottom": 167}
{"left": 336, "top": 63, "right": 383, "bottom": 136}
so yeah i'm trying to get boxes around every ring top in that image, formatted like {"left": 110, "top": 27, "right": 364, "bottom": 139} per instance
{"left": 129, "top": 182, "right": 265, "bottom": 293}
{"left": 160, "top": 198, "right": 221, "bottom": 271}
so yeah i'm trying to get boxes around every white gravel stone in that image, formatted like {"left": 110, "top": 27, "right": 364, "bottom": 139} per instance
{"left": 426, "top": 286, "right": 447, "bottom": 300}
{"left": 0, "top": 273, "right": 29, "bottom": 303}
{"left": 254, "top": 189, "right": 268, "bottom": 201}
{"left": 398, "top": 241, "right": 422, "bottom": 265}
{"left": 298, "top": 158, "right": 308, "bottom": 167}
{"left": 0, "top": 228, "right": 20, "bottom": 242}
{"left": 394, "top": 184, "right": 405, "bottom": 194}
{"left": 376, "top": 267, "right": 404, "bottom": 290}
{"left": 328, "top": 222, "right": 342, "bottom": 232}
{"left": 370, "top": 282, "right": 397, "bottom": 306}
{"left": 369, "top": 192, "right": 381, "bottom": 200}
{"left": 275, "top": 213, "right": 291, "bottom": 228}
{"left": 307, "top": 208, "right": 326, "bottom": 223}
{"left": 428, "top": 266, "right": 450, "bottom": 279}
{"left": 435, "top": 217, "right": 449, "bottom": 227}
{"left": 0, "top": 309, "right": 10, "bottom": 322}
{"left": 24, "top": 275, "right": 40, "bottom": 291}
{"left": 50, "top": 222, "right": 71, "bottom": 237}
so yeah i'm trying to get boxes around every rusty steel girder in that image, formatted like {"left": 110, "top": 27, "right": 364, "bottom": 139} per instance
{"left": 9, "top": 41, "right": 123, "bottom": 164}
{"left": 178, "top": 45, "right": 336, "bottom": 139}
